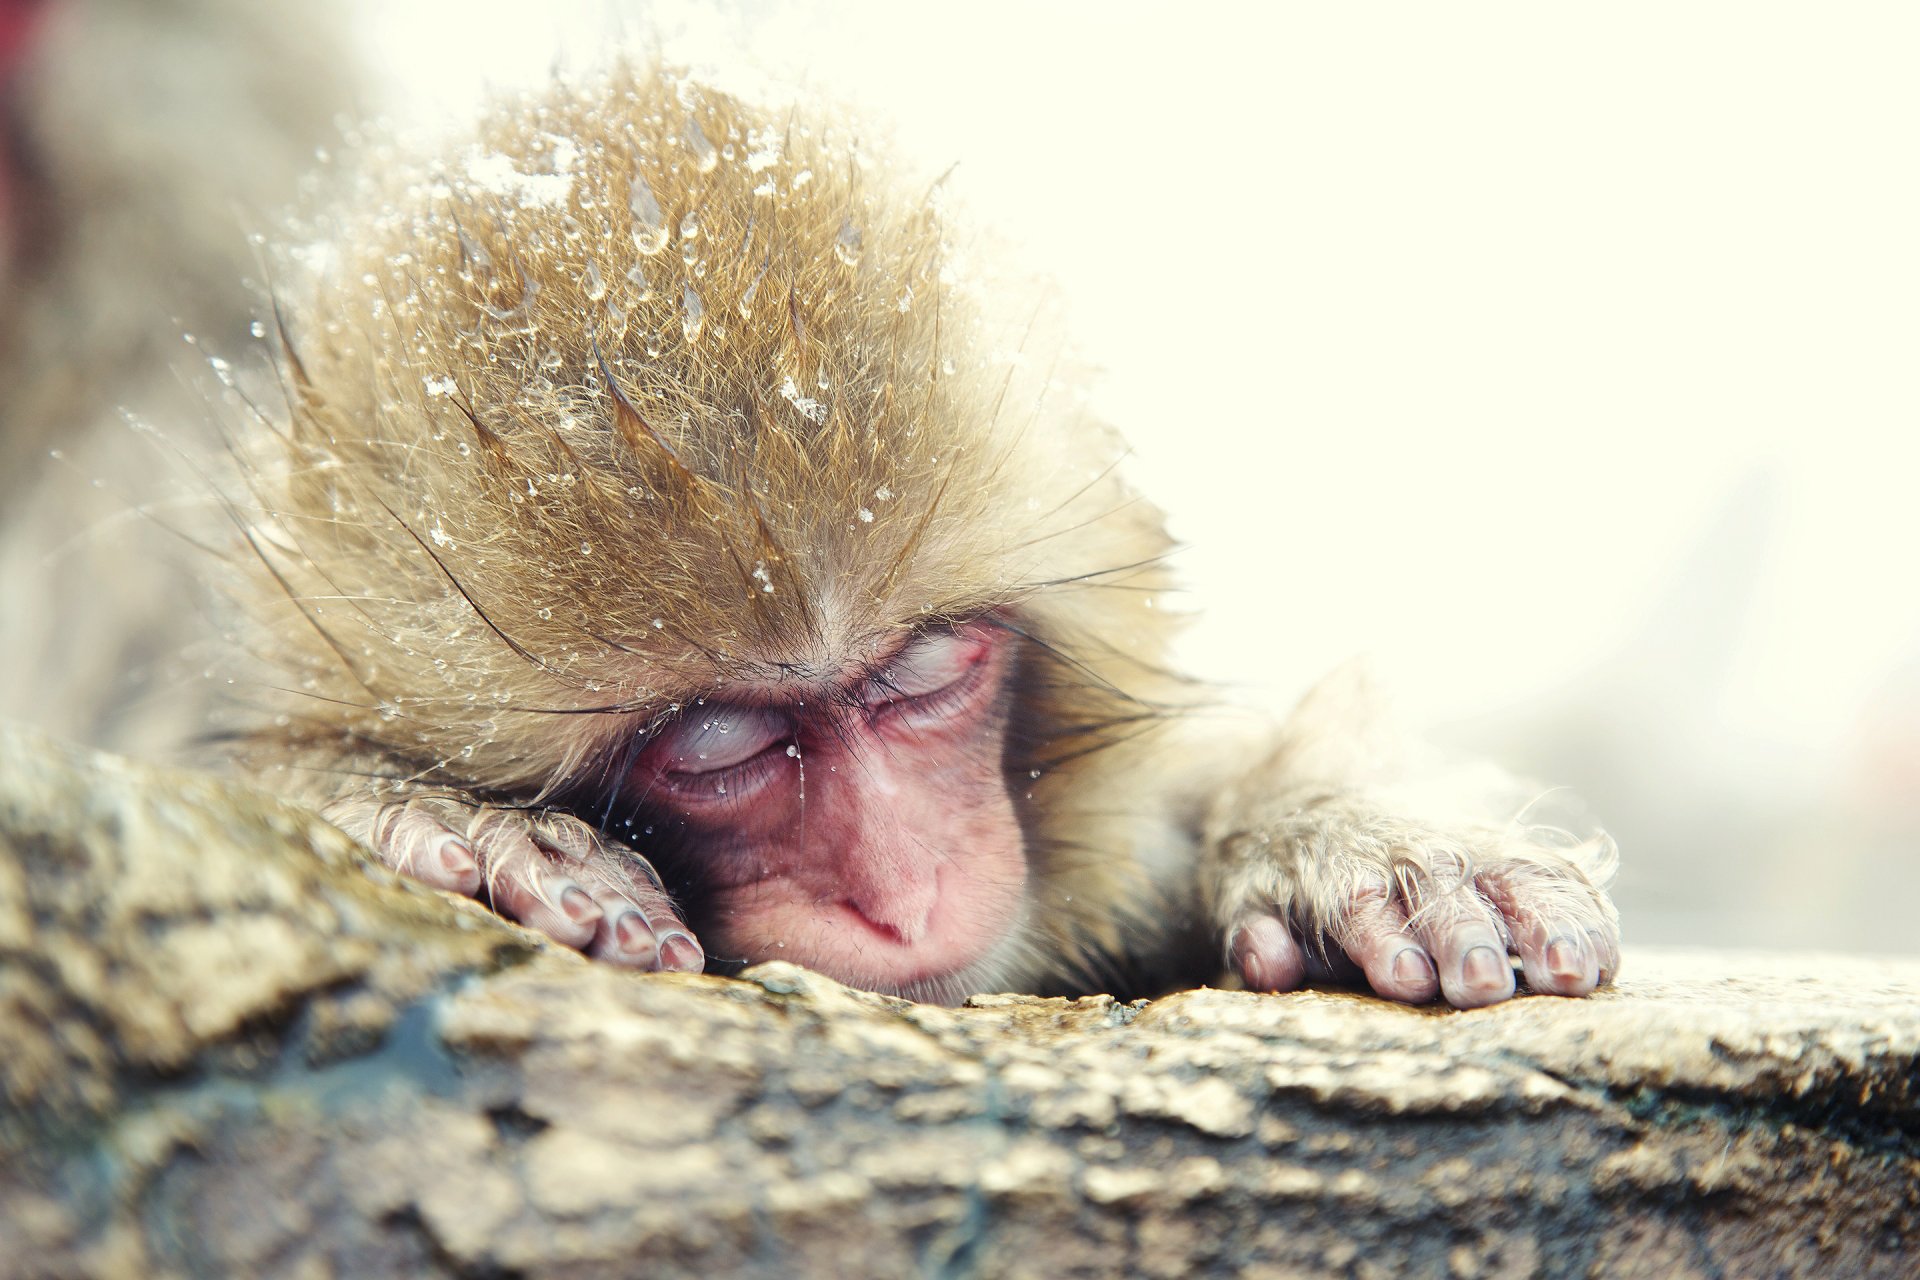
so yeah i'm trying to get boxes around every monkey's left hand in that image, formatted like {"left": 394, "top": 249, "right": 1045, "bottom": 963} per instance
{"left": 1198, "top": 676, "right": 1621, "bottom": 1009}
{"left": 1203, "top": 797, "right": 1620, "bottom": 1008}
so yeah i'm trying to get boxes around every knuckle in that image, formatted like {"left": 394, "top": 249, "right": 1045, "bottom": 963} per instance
{"left": 533, "top": 812, "right": 601, "bottom": 861}
{"left": 1345, "top": 877, "right": 1394, "bottom": 911}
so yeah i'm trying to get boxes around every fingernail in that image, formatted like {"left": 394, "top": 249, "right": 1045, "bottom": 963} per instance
{"left": 1546, "top": 938, "right": 1582, "bottom": 979}
{"left": 1230, "top": 926, "right": 1272, "bottom": 990}
{"left": 436, "top": 837, "right": 476, "bottom": 878}
{"left": 550, "top": 881, "right": 599, "bottom": 925}
{"left": 1230, "top": 916, "right": 1303, "bottom": 992}
{"left": 612, "top": 909, "right": 655, "bottom": 955}
{"left": 657, "top": 931, "right": 704, "bottom": 972}
{"left": 1391, "top": 947, "right": 1434, "bottom": 985}
{"left": 1463, "top": 945, "right": 1507, "bottom": 988}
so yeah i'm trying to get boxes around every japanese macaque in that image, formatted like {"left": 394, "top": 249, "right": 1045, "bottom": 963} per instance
{"left": 227, "top": 65, "right": 1619, "bottom": 1008}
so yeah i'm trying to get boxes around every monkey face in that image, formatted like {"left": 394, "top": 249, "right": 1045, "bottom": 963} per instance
{"left": 611, "top": 621, "right": 1029, "bottom": 999}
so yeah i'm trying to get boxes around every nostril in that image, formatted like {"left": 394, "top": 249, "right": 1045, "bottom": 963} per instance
{"left": 839, "top": 892, "right": 933, "bottom": 945}
{"left": 840, "top": 898, "right": 907, "bottom": 943}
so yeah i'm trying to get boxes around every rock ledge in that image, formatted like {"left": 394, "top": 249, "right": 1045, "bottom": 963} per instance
{"left": 2, "top": 722, "right": 1914, "bottom": 1278}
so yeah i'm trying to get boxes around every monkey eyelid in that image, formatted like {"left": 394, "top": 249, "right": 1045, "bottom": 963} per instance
{"left": 862, "top": 629, "right": 990, "bottom": 706}
{"left": 655, "top": 705, "right": 789, "bottom": 773}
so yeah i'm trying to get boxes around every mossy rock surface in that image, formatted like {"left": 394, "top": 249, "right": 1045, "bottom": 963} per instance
{"left": 2, "top": 721, "right": 1915, "bottom": 1278}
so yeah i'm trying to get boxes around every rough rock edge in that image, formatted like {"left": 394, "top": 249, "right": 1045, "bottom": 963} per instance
{"left": 2, "top": 721, "right": 1915, "bottom": 1279}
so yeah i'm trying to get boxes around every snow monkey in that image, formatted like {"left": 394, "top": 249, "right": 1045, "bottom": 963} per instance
{"left": 227, "top": 65, "right": 1620, "bottom": 1008}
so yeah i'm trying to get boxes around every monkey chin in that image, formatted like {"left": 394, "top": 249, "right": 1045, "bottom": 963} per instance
{"left": 703, "top": 859, "right": 1032, "bottom": 1006}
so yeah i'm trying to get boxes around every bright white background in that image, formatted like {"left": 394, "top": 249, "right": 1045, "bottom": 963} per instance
{"left": 352, "top": 1, "right": 1920, "bottom": 953}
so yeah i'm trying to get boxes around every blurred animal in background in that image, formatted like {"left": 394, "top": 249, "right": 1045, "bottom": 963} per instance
{"left": 0, "top": 0, "right": 363, "bottom": 752}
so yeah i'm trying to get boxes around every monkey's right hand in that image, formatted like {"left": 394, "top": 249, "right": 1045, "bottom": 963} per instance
{"left": 322, "top": 792, "right": 705, "bottom": 972}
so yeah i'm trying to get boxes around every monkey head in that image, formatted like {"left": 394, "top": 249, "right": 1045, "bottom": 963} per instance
{"left": 238, "top": 67, "right": 1187, "bottom": 1001}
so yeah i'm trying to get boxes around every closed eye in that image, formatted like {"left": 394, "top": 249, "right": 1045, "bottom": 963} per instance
{"left": 863, "top": 627, "right": 996, "bottom": 726}
{"left": 654, "top": 705, "right": 789, "bottom": 773}
{"left": 660, "top": 741, "right": 795, "bottom": 804}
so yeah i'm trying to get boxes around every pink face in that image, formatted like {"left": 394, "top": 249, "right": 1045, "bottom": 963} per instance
{"left": 622, "top": 620, "right": 1029, "bottom": 997}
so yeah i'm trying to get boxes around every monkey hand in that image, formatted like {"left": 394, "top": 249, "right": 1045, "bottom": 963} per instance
{"left": 322, "top": 791, "right": 704, "bottom": 972}
{"left": 1202, "top": 792, "right": 1620, "bottom": 1009}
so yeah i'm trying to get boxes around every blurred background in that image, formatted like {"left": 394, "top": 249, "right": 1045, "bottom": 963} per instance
{"left": 2, "top": 0, "right": 1914, "bottom": 954}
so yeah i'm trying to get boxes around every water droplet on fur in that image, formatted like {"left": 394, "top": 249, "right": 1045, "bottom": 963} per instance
{"left": 456, "top": 228, "right": 493, "bottom": 277}
{"left": 785, "top": 744, "right": 800, "bottom": 757}
{"left": 651, "top": 618, "right": 664, "bottom": 629}
{"left": 737, "top": 258, "right": 770, "bottom": 318}
{"left": 681, "top": 286, "right": 705, "bottom": 342}
{"left": 857, "top": 508, "right": 874, "bottom": 523}
{"left": 679, "top": 211, "right": 700, "bottom": 241}
{"left": 685, "top": 116, "right": 718, "bottom": 173}
{"left": 629, "top": 172, "right": 668, "bottom": 255}
{"left": 249, "top": 320, "right": 267, "bottom": 338}
{"left": 582, "top": 260, "right": 606, "bottom": 301}
{"left": 578, "top": 541, "right": 593, "bottom": 556}
{"left": 833, "top": 220, "right": 863, "bottom": 267}
{"left": 626, "top": 262, "right": 652, "bottom": 299}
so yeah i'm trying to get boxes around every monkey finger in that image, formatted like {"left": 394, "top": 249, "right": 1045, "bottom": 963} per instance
{"left": 581, "top": 885, "right": 706, "bottom": 972}
{"left": 520, "top": 813, "right": 702, "bottom": 971}
{"left": 464, "top": 810, "right": 604, "bottom": 950}
{"left": 1229, "top": 912, "right": 1309, "bottom": 993}
{"left": 320, "top": 794, "right": 484, "bottom": 896}
{"left": 1475, "top": 864, "right": 1619, "bottom": 998}
{"left": 485, "top": 859, "right": 606, "bottom": 952}
{"left": 374, "top": 803, "right": 483, "bottom": 896}
{"left": 1328, "top": 880, "right": 1439, "bottom": 1004}
{"left": 1404, "top": 888, "right": 1517, "bottom": 1009}
{"left": 1592, "top": 928, "right": 1621, "bottom": 985}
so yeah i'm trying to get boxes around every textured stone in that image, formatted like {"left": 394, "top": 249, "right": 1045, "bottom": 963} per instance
{"left": 2, "top": 720, "right": 1916, "bottom": 1279}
